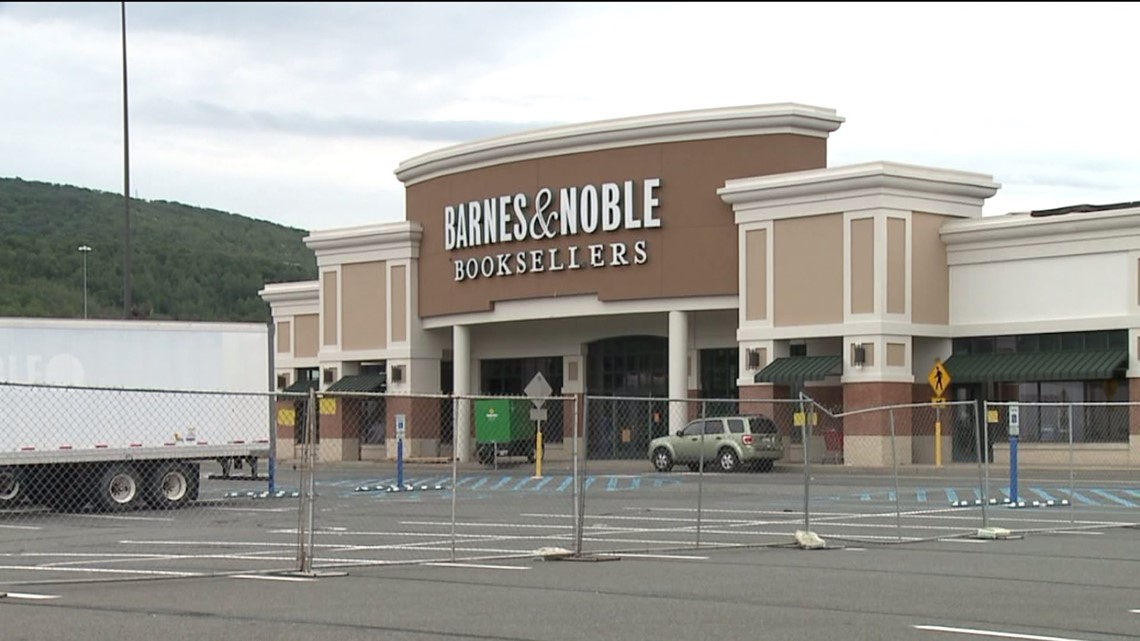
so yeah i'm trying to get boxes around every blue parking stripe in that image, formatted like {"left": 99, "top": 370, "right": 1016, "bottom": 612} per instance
{"left": 859, "top": 493, "right": 871, "bottom": 501}
{"left": 490, "top": 476, "right": 513, "bottom": 490}
{"left": 630, "top": 477, "right": 641, "bottom": 490}
{"left": 1091, "top": 489, "right": 1136, "bottom": 507}
{"left": 468, "top": 477, "right": 489, "bottom": 490}
{"left": 607, "top": 476, "right": 619, "bottom": 491}
{"left": 513, "top": 477, "right": 532, "bottom": 490}
{"left": 1062, "top": 489, "right": 1096, "bottom": 505}
{"left": 1126, "top": 490, "right": 1140, "bottom": 500}
{"left": 555, "top": 477, "right": 573, "bottom": 492}
{"left": 945, "top": 488, "right": 959, "bottom": 503}
{"left": 583, "top": 477, "right": 597, "bottom": 491}
{"left": 1030, "top": 488, "right": 1057, "bottom": 502}
{"left": 916, "top": 489, "right": 927, "bottom": 502}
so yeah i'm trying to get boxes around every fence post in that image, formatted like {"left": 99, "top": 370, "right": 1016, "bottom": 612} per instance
{"left": 889, "top": 408, "right": 902, "bottom": 543}
{"left": 575, "top": 394, "right": 589, "bottom": 556}
{"left": 295, "top": 387, "right": 317, "bottom": 574}
{"left": 451, "top": 395, "right": 459, "bottom": 562}
{"left": 696, "top": 397, "right": 704, "bottom": 549}
{"left": 571, "top": 394, "right": 580, "bottom": 557}
{"left": 1067, "top": 402, "right": 1075, "bottom": 525}
{"left": 975, "top": 401, "right": 989, "bottom": 530}
{"left": 267, "top": 321, "right": 276, "bottom": 495}
{"left": 800, "top": 393, "right": 811, "bottom": 535}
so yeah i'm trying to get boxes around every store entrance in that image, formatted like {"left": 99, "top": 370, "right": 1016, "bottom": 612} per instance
{"left": 585, "top": 335, "right": 668, "bottom": 459}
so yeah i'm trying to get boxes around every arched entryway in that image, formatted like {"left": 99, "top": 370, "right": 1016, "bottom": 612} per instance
{"left": 586, "top": 335, "right": 668, "bottom": 459}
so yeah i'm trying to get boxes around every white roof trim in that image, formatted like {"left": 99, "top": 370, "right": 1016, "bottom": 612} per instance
{"left": 394, "top": 103, "right": 844, "bottom": 186}
{"left": 258, "top": 280, "right": 319, "bottom": 304}
{"left": 942, "top": 205, "right": 1140, "bottom": 246}
{"left": 718, "top": 161, "right": 1000, "bottom": 209}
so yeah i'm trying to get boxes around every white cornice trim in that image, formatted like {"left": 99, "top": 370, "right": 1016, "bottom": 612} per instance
{"left": 305, "top": 221, "right": 423, "bottom": 252}
{"left": 258, "top": 280, "right": 319, "bottom": 304}
{"left": 942, "top": 206, "right": 1140, "bottom": 247}
{"left": 305, "top": 221, "right": 423, "bottom": 264}
{"left": 421, "top": 294, "right": 739, "bottom": 329}
{"left": 394, "top": 103, "right": 844, "bottom": 186}
{"left": 719, "top": 161, "right": 1000, "bottom": 219}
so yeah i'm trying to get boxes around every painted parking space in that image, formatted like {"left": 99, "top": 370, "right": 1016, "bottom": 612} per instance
{"left": 307, "top": 474, "right": 685, "bottom": 496}
{"left": 844, "top": 486, "right": 1140, "bottom": 508}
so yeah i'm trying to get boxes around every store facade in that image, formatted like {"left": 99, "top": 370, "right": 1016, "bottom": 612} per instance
{"left": 260, "top": 103, "right": 1140, "bottom": 467}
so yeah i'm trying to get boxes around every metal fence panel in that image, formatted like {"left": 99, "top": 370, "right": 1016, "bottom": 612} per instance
{"left": 0, "top": 381, "right": 297, "bottom": 581}
{"left": 982, "top": 401, "right": 1138, "bottom": 536}
{"left": 800, "top": 399, "right": 991, "bottom": 545}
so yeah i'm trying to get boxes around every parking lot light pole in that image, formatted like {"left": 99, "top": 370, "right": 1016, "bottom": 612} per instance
{"left": 78, "top": 245, "right": 92, "bottom": 319}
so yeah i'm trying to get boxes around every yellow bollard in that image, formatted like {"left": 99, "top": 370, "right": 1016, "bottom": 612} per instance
{"left": 934, "top": 404, "right": 942, "bottom": 467}
{"left": 534, "top": 429, "right": 544, "bottom": 478}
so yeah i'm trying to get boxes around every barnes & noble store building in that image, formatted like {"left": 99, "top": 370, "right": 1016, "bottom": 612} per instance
{"left": 260, "top": 103, "right": 1140, "bottom": 468}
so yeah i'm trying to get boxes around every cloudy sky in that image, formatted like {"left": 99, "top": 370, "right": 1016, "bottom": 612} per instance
{"left": 2, "top": 2, "right": 1137, "bottom": 232}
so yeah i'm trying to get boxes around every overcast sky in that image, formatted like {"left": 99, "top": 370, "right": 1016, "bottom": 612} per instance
{"left": 2, "top": 2, "right": 1137, "bottom": 232}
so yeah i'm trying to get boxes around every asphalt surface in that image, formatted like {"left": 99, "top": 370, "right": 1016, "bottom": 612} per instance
{"left": 1, "top": 525, "right": 1137, "bottom": 641}
{"left": 2, "top": 459, "right": 1138, "bottom": 641}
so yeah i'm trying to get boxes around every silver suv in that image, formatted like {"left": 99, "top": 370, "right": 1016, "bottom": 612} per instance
{"left": 648, "top": 415, "right": 784, "bottom": 473}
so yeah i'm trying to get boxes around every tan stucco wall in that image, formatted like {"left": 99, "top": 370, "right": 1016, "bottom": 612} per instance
{"left": 391, "top": 264, "right": 407, "bottom": 342}
{"left": 745, "top": 228, "right": 767, "bottom": 321}
{"left": 911, "top": 212, "right": 950, "bottom": 325}
{"left": 341, "top": 261, "right": 386, "bottom": 351}
{"left": 850, "top": 217, "right": 874, "bottom": 314}
{"left": 774, "top": 213, "right": 843, "bottom": 326}
{"left": 887, "top": 217, "right": 907, "bottom": 314}
{"left": 322, "top": 271, "right": 338, "bottom": 346}
{"left": 276, "top": 320, "right": 291, "bottom": 354}
{"left": 294, "top": 314, "right": 319, "bottom": 358}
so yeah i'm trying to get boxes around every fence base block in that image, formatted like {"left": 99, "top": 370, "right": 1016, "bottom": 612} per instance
{"left": 794, "top": 530, "right": 827, "bottom": 549}
{"left": 975, "top": 527, "right": 1012, "bottom": 540}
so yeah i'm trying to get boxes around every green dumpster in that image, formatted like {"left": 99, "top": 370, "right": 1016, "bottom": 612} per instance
{"left": 474, "top": 398, "right": 536, "bottom": 466}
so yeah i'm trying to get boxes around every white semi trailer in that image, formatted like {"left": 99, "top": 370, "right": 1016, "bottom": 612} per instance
{"left": 0, "top": 318, "right": 273, "bottom": 512}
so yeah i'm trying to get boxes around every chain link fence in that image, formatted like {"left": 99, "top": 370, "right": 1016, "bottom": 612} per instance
{"left": 5, "top": 384, "right": 1138, "bottom": 583}
{"left": 979, "top": 401, "right": 1137, "bottom": 534}
{"left": 0, "top": 380, "right": 296, "bottom": 580}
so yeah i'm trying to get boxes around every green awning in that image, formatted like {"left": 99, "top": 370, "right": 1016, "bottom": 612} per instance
{"left": 755, "top": 355, "right": 843, "bottom": 384}
{"left": 326, "top": 373, "right": 387, "bottom": 393}
{"left": 282, "top": 379, "right": 319, "bottom": 394}
{"left": 942, "top": 349, "right": 1128, "bottom": 384}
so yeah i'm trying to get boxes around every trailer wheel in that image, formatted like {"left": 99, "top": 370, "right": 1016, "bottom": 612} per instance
{"left": 0, "top": 467, "right": 22, "bottom": 507}
{"left": 148, "top": 462, "right": 199, "bottom": 510}
{"left": 96, "top": 464, "right": 143, "bottom": 512}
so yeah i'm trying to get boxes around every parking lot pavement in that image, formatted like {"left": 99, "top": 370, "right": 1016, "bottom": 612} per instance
{"left": 2, "top": 525, "right": 1138, "bottom": 641}
{"left": 1, "top": 460, "right": 1135, "bottom": 585}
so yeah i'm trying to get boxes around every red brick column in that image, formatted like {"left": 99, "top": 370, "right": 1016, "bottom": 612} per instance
{"left": 274, "top": 398, "right": 297, "bottom": 460}
{"left": 1131, "top": 379, "right": 1140, "bottom": 437}
{"left": 386, "top": 394, "right": 444, "bottom": 459}
{"left": 842, "top": 381, "right": 914, "bottom": 467}
{"left": 563, "top": 395, "right": 583, "bottom": 439}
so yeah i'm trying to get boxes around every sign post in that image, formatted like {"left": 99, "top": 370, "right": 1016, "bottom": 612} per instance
{"left": 525, "top": 372, "right": 553, "bottom": 479}
{"left": 1008, "top": 404, "right": 1020, "bottom": 504}
{"left": 395, "top": 413, "right": 407, "bottom": 487}
{"left": 928, "top": 360, "right": 952, "bottom": 467}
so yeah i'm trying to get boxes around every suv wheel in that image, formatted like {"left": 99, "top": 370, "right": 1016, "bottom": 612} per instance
{"left": 652, "top": 447, "right": 674, "bottom": 472}
{"left": 717, "top": 448, "right": 740, "bottom": 473}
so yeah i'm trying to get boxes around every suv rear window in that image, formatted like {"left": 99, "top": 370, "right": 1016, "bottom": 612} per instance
{"left": 748, "top": 416, "right": 778, "bottom": 434}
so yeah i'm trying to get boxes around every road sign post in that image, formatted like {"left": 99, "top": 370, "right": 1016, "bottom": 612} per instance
{"left": 396, "top": 413, "right": 407, "bottom": 487}
{"left": 1009, "top": 404, "right": 1020, "bottom": 504}
{"left": 928, "top": 360, "right": 952, "bottom": 467}
{"left": 525, "top": 372, "right": 553, "bottom": 479}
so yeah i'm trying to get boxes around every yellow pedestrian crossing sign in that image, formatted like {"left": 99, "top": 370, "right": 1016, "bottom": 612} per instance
{"left": 928, "top": 360, "right": 951, "bottom": 399}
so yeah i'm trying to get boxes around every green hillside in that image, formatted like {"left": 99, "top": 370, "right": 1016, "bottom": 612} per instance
{"left": 0, "top": 177, "right": 317, "bottom": 322}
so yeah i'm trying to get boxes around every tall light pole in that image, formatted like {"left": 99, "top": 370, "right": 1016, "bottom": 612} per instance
{"left": 78, "top": 245, "right": 92, "bottom": 319}
{"left": 121, "top": 1, "right": 133, "bottom": 318}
